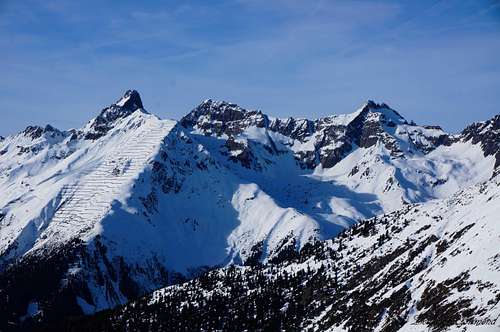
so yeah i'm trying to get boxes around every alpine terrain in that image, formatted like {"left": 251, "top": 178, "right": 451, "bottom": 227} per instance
{"left": 0, "top": 90, "right": 498, "bottom": 331}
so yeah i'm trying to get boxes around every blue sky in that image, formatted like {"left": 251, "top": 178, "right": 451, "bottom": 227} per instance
{"left": 1, "top": 0, "right": 499, "bottom": 135}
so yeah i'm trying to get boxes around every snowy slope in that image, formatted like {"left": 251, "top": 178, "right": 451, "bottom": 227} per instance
{"left": 0, "top": 91, "right": 183, "bottom": 321}
{"left": 0, "top": 91, "right": 498, "bottom": 329}
{"left": 180, "top": 99, "right": 497, "bottom": 232}
{"left": 0, "top": 112, "right": 174, "bottom": 261}
{"left": 75, "top": 173, "right": 500, "bottom": 331}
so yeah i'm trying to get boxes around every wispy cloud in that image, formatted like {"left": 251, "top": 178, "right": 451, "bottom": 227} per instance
{"left": 0, "top": 0, "right": 499, "bottom": 135}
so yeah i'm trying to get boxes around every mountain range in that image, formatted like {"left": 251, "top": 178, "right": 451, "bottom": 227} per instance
{"left": 0, "top": 90, "right": 498, "bottom": 331}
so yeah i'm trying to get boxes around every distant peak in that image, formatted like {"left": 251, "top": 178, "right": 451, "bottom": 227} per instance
{"left": 200, "top": 98, "right": 214, "bottom": 106}
{"left": 22, "top": 124, "right": 60, "bottom": 139}
{"left": 84, "top": 90, "right": 147, "bottom": 140}
{"left": 364, "top": 100, "right": 378, "bottom": 109}
{"left": 359, "top": 100, "right": 405, "bottom": 122}
{"left": 362, "top": 100, "right": 392, "bottom": 111}
{"left": 183, "top": 99, "right": 250, "bottom": 122}
{"left": 98, "top": 89, "right": 147, "bottom": 120}
{"left": 197, "top": 99, "right": 241, "bottom": 110}
{"left": 181, "top": 99, "right": 268, "bottom": 132}
{"left": 115, "top": 89, "right": 143, "bottom": 111}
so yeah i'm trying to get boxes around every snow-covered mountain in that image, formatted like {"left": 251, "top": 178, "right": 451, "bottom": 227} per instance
{"left": 71, "top": 171, "right": 500, "bottom": 332}
{"left": 0, "top": 90, "right": 498, "bottom": 329}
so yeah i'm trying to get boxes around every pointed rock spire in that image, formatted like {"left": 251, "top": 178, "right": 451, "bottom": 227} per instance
{"left": 84, "top": 89, "right": 146, "bottom": 140}
{"left": 115, "top": 90, "right": 143, "bottom": 111}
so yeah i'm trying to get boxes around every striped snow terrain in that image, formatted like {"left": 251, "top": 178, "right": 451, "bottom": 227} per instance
{"left": 31, "top": 118, "right": 175, "bottom": 251}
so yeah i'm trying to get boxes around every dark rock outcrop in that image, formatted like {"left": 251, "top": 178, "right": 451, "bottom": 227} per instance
{"left": 180, "top": 99, "right": 452, "bottom": 170}
{"left": 460, "top": 114, "right": 500, "bottom": 170}
{"left": 22, "top": 125, "right": 62, "bottom": 140}
{"left": 181, "top": 99, "right": 269, "bottom": 137}
{"left": 84, "top": 90, "right": 145, "bottom": 140}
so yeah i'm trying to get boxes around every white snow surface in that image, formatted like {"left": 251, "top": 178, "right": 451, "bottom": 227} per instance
{"left": 147, "top": 173, "right": 500, "bottom": 331}
{"left": 0, "top": 96, "right": 497, "bottom": 314}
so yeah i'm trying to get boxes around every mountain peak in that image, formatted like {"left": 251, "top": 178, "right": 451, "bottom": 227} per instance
{"left": 181, "top": 99, "right": 261, "bottom": 131}
{"left": 197, "top": 99, "right": 242, "bottom": 112}
{"left": 180, "top": 99, "right": 270, "bottom": 138}
{"left": 22, "top": 124, "right": 61, "bottom": 139}
{"left": 359, "top": 100, "right": 406, "bottom": 125}
{"left": 114, "top": 89, "right": 144, "bottom": 111}
{"left": 84, "top": 90, "right": 146, "bottom": 140}
{"left": 364, "top": 99, "right": 380, "bottom": 109}
{"left": 361, "top": 100, "right": 396, "bottom": 114}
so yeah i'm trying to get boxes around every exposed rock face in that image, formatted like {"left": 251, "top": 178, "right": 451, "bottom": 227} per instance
{"left": 269, "top": 117, "right": 315, "bottom": 141}
{"left": 182, "top": 99, "right": 451, "bottom": 169}
{"left": 22, "top": 125, "right": 62, "bottom": 140}
{"left": 460, "top": 114, "right": 500, "bottom": 170}
{"left": 84, "top": 90, "right": 145, "bottom": 140}
{"left": 117, "top": 89, "right": 143, "bottom": 111}
{"left": 311, "top": 101, "right": 405, "bottom": 168}
{"left": 223, "top": 137, "right": 259, "bottom": 169}
{"left": 7, "top": 125, "right": 68, "bottom": 156}
{"left": 181, "top": 99, "right": 269, "bottom": 137}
